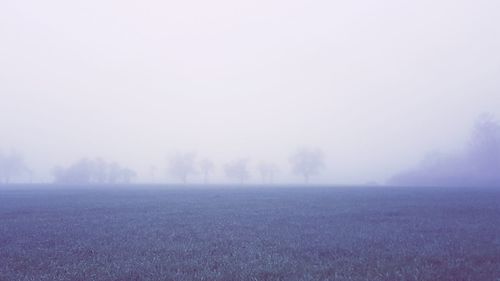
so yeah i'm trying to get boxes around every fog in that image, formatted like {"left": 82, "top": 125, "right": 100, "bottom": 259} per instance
{"left": 1, "top": 0, "right": 499, "bottom": 184}
{"left": 391, "top": 114, "right": 500, "bottom": 186}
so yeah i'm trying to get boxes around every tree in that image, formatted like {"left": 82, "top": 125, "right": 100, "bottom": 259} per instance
{"left": 467, "top": 114, "right": 500, "bottom": 178}
{"left": 258, "top": 162, "right": 278, "bottom": 184}
{"left": 149, "top": 165, "right": 157, "bottom": 183}
{"left": 224, "top": 159, "right": 250, "bottom": 184}
{"left": 52, "top": 158, "right": 136, "bottom": 185}
{"left": 52, "top": 158, "right": 93, "bottom": 184}
{"left": 118, "top": 167, "right": 137, "bottom": 184}
{"left": 167, "top": 152, "right": 197, "bottom": 184}
{"left": 93, "top": 158, "right": 108, "bottom": 183}
{"left": 199, "top": 158, "right": 215, "bottom": 184}
{"left": 0, "top": 151, "right": 29, "bottom": 184}
{"left": 289, "top": 147, "right": 325, "bottom": 183}
{"left": 389, "top": 114, "right": 500, "bottom": 187}
{"left": 107, "top": 162, "right": 122, "bottom": 184}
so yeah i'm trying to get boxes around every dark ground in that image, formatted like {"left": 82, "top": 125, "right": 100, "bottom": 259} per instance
{"left": 0, "top": 185, "right": 499, "bottom": 281}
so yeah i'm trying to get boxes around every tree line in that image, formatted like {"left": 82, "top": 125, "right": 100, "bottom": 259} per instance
{"left": 390, "top": 114, "right": 500, "bottom": 186}
{"left": 0, "top": 147, "right": 325, "bottom": 185}
{"left": 4, "top": 115, "right": 499, "bottom": 186}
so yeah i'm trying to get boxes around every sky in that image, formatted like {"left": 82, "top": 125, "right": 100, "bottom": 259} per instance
{"left": 1, "top": 0, "right": 499, "bottom": 184}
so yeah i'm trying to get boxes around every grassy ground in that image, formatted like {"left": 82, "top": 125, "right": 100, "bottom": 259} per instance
{"left": 0, "top": 185, "right": 499, "bottom": 281}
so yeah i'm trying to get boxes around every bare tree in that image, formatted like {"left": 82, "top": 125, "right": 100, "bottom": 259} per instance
{"left": 290, "top": 147, "right": 325, "bottom": 183}
{"left": 258, "top": 162, "right": 278, "bottom": 184}
{"left": 167, "top": 152, "right": 197, "bottom": 184}
{"left": 199, "top": 158, "right": 215, "bottom": 184}
{"left": 225, "top": 159, "right": 250, "bottom": 184}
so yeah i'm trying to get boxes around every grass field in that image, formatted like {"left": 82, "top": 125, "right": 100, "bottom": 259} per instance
{"left": 0, "top": 185, "right": 499, "bottom": 281}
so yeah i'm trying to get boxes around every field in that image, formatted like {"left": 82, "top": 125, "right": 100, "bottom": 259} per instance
{"left": 0, "top": 185, "right": 499, "bottom": 281}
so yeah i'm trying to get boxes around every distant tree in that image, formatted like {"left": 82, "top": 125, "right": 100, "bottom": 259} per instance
{"left": 390, "top": 114, "right": 500, "bottom": 187}
{"left": 149, "top": 165, "right": 157, "bottom": 183}
{"left": 258, "top": 162, "right": 278, "bottom": 184}
{"left": 52, "top": 158, "right": 136, "bottom": 185}
{"left": 199, "top": 158, "right": 215, "bottom": 184}
{"left": 118, "top": 167, "right": 137, "bottom": 184}
{"left": 53, "top": 158, "right": 93, "bottom": 184}
{"left": 467, "top": 114, "right": 500, "bottom": 177}
{"left": 93, "top": 158, "right": 108, "bottom": 183}
{"left": 290, "top": 147, "right": 325, "bottom": 183}
{"left": 107, "top": 162, "right": 121, "bottom": 184}
{"left": 26, "top": 168, "right": 34, "bottom": 183}
{"left": 167, "top": 152, "right": 197, "bottom": 184}
{"left": 0, "top": 151, "right": 29, "bottom": 184}
{"left": 52, "top": 166, "right": 66, "bottom": 184}
{"left": 225, "top": 159, "right": 250, "bottom": 184}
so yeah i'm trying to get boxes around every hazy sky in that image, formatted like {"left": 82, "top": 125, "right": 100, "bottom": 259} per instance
{"left": 1, "top": 0, "right": 499, "bottom": 183}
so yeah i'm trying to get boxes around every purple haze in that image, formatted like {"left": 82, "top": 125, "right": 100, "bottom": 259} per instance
{"left": 390, "top": 114, "right": 500, "bottom": 187}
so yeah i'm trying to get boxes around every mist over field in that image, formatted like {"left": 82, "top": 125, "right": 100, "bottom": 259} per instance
{"left": 2, "top": 2, "right": 500, "bottom": 280}
{"left": 1, "top": 0, "right": 500, "bottom": 185}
